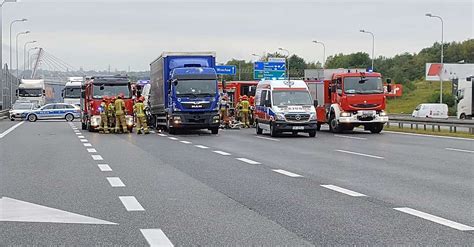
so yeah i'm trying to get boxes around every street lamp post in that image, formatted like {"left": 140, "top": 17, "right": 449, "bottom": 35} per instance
{"left": 1, "top": 0, "right": 19, "bottom": 109}
{"left": 8, "top": 18, "right": 26, "bottom": 106}
{"left": 312, "top": 40, "right": 326, "bottom": 68}
{"left": 11, "top": 30, "right": 29, "bottom": 105}
{"left": 360, "top": 29, "right": 375, "bottom": 71}
{"left": 278, "top": 47, "right": 290, "bottom": 81}
{"left": 27, "top": 47, "right": 39, "bottom": 71}
{"left": 23, "top": 40, "right": 37, "bottom": 71}
{"left": 426, "top": 13, "right": 444, "bottom": 103}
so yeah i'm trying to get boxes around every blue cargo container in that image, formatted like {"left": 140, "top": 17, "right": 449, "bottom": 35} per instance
{"left": 148, "top": 52, "right": 220, "bottom": 134}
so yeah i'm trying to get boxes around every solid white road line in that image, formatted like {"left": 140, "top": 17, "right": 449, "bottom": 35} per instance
{"left": 213, "top": 150, "right": 231, "bottom": 156}
{"left": 194, "top": 145, "right": 209, "bottom": 149}
{"left": 321, "top": 185, "right": 367, "bottom": 197}
{"left": 83, "top": 143, "right": 92, "bottom": 147}
{"left": 0, "top": 122, "right": 24, "bottom": 139}
{"left": 140, "top": 229, "right": 174, "bottom": 247}
{"left": 394, "top": 207, "right": 474, "bottom": 231}
{"left": 168, "top": 137, "right": 179, "bottom": 140}
{"left": 80, "top": 139, "right": 88, "bottom": 142}
{"left": 180, "top": 141, "right": 192, "bottom": 144}
{"left": 106, "top": 177, "right": 125, "bottom": 187}
{"left": 119, "top": 196, "right": 145, "bottom": 211}
{"left": 255, "top": 136, "right": 280, "bottom": 142}
{"left": 384, "top": 130, "right": 474, "bottom": 141}
{"left": 236, "top": 158, "right": 261, "bottom": 165}
{"left": 78, "top": 136, "right": 85, "bottom": 138}
{"left": 87, "top": 148, "right": 97, "bottom": 153}
{"left": 335, "top": 149, "right": 384, "bottom": 159}
{"left": 445, "top": 147, "right": 474, "bottom": 154}
{"left": 91, "top": 155, "right": 103, "bottom": 161}
{"left": 334, "top": 134, "right": 367, "bottom": 140}
{"left": 272, "top": 169, "right": 303, "bottom": 178}
{"left": 158, "top": 134, "right": 167, "bottom": 137}
{"left": 98, "top": 164, "right": 112, "bottom": 172}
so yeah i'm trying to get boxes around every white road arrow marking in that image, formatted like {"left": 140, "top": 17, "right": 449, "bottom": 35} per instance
{"left": 0, "top": 197, "right": 116, "bottom": 224}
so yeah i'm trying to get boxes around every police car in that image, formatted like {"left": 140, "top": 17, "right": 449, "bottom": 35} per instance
{"left": 24, "top": 103, "right": 81, "bottom": 122}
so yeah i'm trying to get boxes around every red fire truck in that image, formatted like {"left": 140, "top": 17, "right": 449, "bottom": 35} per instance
{"left": 81, "top": 75, "right": 134, "bottom": 132}
{"left": 307, "top": 70, "right": 391, "bottom": 133}
{"left": 218, "top": 81, "right": 258, "bottom": 108}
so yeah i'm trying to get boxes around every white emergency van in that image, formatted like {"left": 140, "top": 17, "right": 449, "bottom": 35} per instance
{"left": 412, "top": 103, "right": 449, "bottom": 119}
{"left": 254, "top": 79, "right": 317, "bottom": 137}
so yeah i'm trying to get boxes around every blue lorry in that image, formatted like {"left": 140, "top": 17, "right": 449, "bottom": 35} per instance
{"left": 148, "top": 52, "right": 221, "bottom": 134}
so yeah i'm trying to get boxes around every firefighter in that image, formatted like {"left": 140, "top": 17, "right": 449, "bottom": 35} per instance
{"left": 249, "top": 95, "right": 255, "bottom": 126}
{"left": 98, "top": 97, "right": 109, "bottom": 133}
{"left": 114, "top": 93, "right": 129, "bottom": 133}
{"left": 235, "top": 96, "right": 243, "bottom": 122}
{"left": 107, "top": 97, "right": 116, "bottom": 133}
{"left": 133, "top": 96, "right": 150, "bottom": 134}
{"left": 240, "top": 95, "right": 250, "bottom": 128}
{"left": 219, "top": 95, "right": 230, "bottom": 128}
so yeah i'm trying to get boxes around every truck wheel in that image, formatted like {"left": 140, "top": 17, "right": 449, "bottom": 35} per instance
{"left": 329, "top": 114, "right": 341, "bottom": 133}
{"left": 256, "top": 121, "right": 263, "bottom": 135}
{"left": 308, "top": 130, "right": 316, "bottom": 137}
{"left": 211, "top": 128, "right": 219, "bottom": 135}
{"left": 65, "top": 114, "right": 74, "bottom": 122}
{"left": 28, "top": 114, "right": 37, "bottom": 122}
{"left": 460, "top": 113, "right": 466, "bottom": 119}
{"left": 370, "top": 123, "right": 384, "bottom": 133}
{"left": 270, "top": 122, "right": 278, "bottom": 137}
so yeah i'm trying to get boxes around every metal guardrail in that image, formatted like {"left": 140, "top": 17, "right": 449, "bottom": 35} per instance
{"left": 0, "top": 109, "right": 9, "bottom": 119}
{"left": 387, "top": 114, "right": 474, "bottom": 134}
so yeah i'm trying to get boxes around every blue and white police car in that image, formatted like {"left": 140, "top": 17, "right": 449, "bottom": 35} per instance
{"left": 24, "top": 103, "right": 81, "bottom": 122}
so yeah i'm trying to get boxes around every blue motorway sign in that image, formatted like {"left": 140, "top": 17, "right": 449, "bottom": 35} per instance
{"left": 254, "top": 62, "right": 286, "bottom": 71}
{"left": 215, "top": 65, "right": 236, "bottom": 75}
{"left": 254, "top": 70, "right": 286, "bottom": 80}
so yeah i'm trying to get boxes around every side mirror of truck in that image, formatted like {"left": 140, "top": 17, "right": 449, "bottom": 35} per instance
{"left": 81, "top": 91, "right": 85, "bottom": 98}
{"left": 313, "top": 100, "right": 318, "bottom": 107}
{"left": 61, "top": 92, "right": 64, "bottom": 98}
{"left": 16, "top": 89, "right": 19, "bottom": 97}
{"left": 467, "top": 76, "right": 472, "bottom": 82}
{"left": 172, "top": 79, "right": 178, "bottom": 86}
{"left": 43, "top": 90, "right": 46, "bottom": 96}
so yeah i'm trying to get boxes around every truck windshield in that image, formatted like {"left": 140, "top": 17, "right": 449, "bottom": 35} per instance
{"left": 18, "top": 88, "right": 42, "bottom": 97}
{"left": 93, "top": 84, "right": 131, "bottom": 99}
{"left": 344, "top": 77, "right": 383, "bottom": 94}
{"left": 64, "top": 87, "right": 81, "bottom": 98}
{"left": 175, "top": 80, "right": 217, "bottom": 97}
{"left": 272, "top": 91, "right": 313, "bottom": 106}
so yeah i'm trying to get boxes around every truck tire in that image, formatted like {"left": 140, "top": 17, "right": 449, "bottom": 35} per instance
{"left": 370, "top": 123, "right": 384, "bottom": 133}
{"left": 460, "top": 113, "right": 466, "bottom": 119}
{"left": 256, "top": 121, "right": 263, "bottom": 135}
{"left": 329, "top": 113, "right": 341, "bottom": 133}
{"left": 308, "top": 130, "right": 316, "bottom": 137}
{"left": 211, "top": 128, "right": 219, "bottom": 135}
{"left": 270, "top": 122, "right": 278, "bottom": 137}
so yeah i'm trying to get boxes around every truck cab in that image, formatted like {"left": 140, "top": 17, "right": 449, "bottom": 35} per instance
{"left": 314, "top": 71, "right": 390, "bottom": 133}
{"left": 254, "top": 79, "right": 317, "bottom": 137}
{"left": 17, "top": 79, "right": 46, "bottom": 107}
{"left": 62, "top": 77, "right": 83, "bottom": 106}
{"left": 81, "top": 76, "right": 134, "bottom": 131}
{"left": 456, "top": 76, "right": 473, "bottom": 119}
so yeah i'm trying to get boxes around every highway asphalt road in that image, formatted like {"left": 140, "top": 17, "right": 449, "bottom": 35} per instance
{"left": 1, "top": 119, "right": 473, "bottom": 246}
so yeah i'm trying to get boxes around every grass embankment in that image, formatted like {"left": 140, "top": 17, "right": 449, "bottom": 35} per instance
{"left": 386, "top": 81, "right": 452, "bottom": 114}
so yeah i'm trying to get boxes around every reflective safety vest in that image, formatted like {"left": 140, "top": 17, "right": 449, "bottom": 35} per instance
{"left": 115, "top": 99, "right": 125, "bottom": 116}
{"left": 134, "top": 102, "right": 145, "bottom": 117}
{"left": 240, "top": 100, "right": 250, "bottom": 112}
{"left": 107, "top": 103, "right": 115, "bottom": 116}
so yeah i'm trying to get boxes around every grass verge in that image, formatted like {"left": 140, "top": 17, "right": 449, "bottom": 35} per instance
{"left": 385, "top": 125, "right": 474, "bottom": 139}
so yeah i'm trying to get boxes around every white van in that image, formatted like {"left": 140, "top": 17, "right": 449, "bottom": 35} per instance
{"left": 254, "top": 79, "right": 317, "bottom": 137}
{"left": 412, "top": 103, "right": 448, "bottom": 119}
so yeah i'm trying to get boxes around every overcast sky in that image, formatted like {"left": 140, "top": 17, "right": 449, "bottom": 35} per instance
{"left": 1, "top": 0, "right": 472, "bottom": 71}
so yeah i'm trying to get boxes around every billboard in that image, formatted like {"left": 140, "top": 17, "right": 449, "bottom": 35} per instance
{"left": 425, "top": 63, "right": 474, "bottom": 81}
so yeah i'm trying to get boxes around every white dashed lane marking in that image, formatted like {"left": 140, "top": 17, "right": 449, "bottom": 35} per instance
{"left": 394, "top": 207, "right": 474, "bottom": 231}
{"left": 272, "top": 169, "right": 303, "bottom": 178}
{"left": 168, "top": 137, "right": 179, "bottom": 140}
{"left": 119, "top": 196, "right": 145, "bottom": 211}
{"left": 236, "top": 158, "right": 261, "bottom": 165}
{"left": 255, "top": 136, "right": 280, "bottom": 142}
{"left": 321, "top": 185, "right": 367, "bottom": 197}
{"left": 334, "top": 134, "right": 367, "bottom": 140}
{"left": 213, "top": 150, "right": 231, "bottom": 156}
{"left": 335, "top": 149, "right": 384, "bottom": 159}
{"left": 180, "top": 141, "right": 192, "bottom": 144}
{"left": 158, "top": 134, "right": 167, "bottom": 137}
{"left": 140, "top": 229, "right": 174, "bottom": 247}
{"left": 83, "top": 143, "right": 92, "bottom": 147}
{"left": 194, "top": 145, "right": 209, "bottom": 149}
{"left": 78, "top": 136, "right": 85, "bottom": 139}
{"left": 87, "top": 148, "right": 97, "bottom": 153}
{"left": 80, "top": 139, "right": 88, "bottom": 142}
{"left": 91, "top": 155, "right": 103, "bottom": 161}
{"left": 98, "top": 164, "right": 112, "bottom": 172}
{"left": 445, "top": 148, "right": 474, "bottom": 154}
{"left": 107, "top": 177, "right": 126, "bottom": 187}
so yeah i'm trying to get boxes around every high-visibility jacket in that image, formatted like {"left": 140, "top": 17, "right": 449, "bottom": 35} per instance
{"left": 134, "top": 102, "right": 146, "bottom": 117}
{"left": 240, "top": 100, "right": 250, "bottom": 112}
{"left": 99, "top": 102, "right": 108, "bottom": 115}
{"left": 107, "top": 103, "right": 115, "bottom": 116}
{"left": 115, "top": 99, "right": 125, "bottom": 116}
